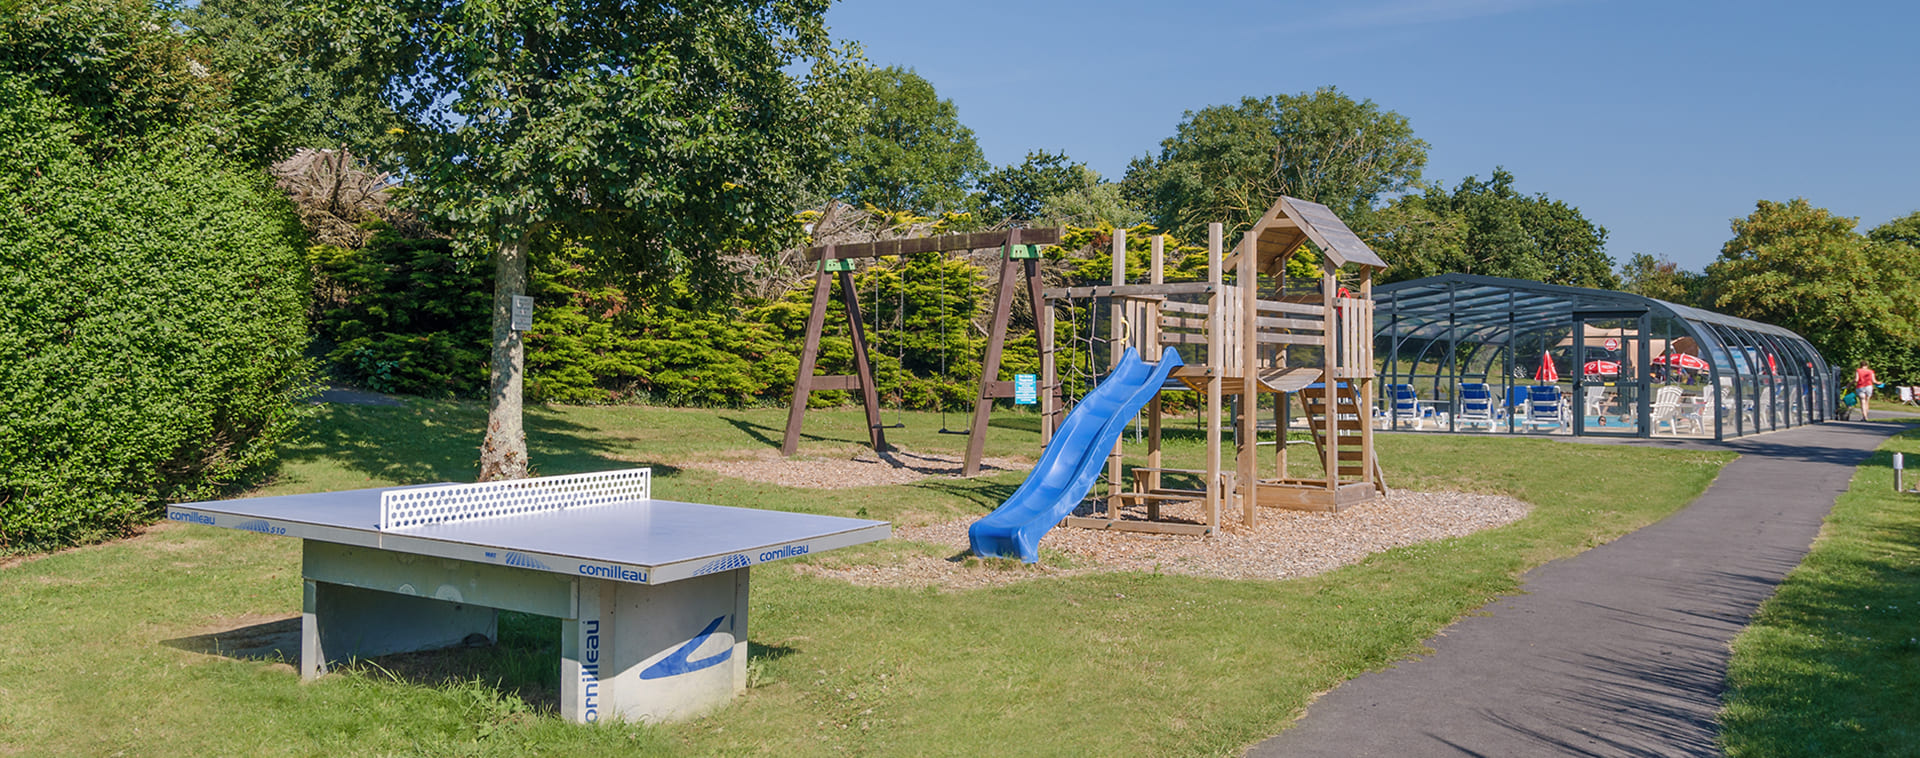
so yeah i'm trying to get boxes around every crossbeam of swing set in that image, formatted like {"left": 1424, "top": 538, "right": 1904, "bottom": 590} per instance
{"left": 802, "top": 227, "right": 1064, "bottom": 262}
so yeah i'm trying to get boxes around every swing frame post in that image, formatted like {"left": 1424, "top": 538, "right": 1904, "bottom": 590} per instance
{"left": 782, "top": 249, "right": 889, "bottom": 455}
{"left": 961, "top": 230, "right": 1040, "bottom": 476}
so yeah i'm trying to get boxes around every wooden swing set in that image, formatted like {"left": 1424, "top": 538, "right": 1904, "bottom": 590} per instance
{"left": 780, "top": 227, "right": 1064, "bottom": 477}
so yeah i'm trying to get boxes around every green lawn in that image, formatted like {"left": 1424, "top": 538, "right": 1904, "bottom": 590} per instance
{"left": 1720, "top": 427, "right": 1920, "bottom": 756}
{"left": 0, "top": 400, "right": 1732, "bottom": 757}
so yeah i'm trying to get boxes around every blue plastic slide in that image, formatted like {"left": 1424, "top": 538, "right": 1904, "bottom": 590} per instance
{"left": 968, "top": 346, "right": 1183, "bottom": 562}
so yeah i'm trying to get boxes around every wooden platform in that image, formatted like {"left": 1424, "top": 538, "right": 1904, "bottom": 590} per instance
{"left": 1254, "top": 480, "right": 1379, "bottom": 512}
{"left": 1170, "top": 365, "right": 1322, "bottom": 395}
{"left": 1059, "top": 516, "right": 1212, "bottom": 536}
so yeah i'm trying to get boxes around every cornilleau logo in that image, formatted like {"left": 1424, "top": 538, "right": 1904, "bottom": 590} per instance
{"left": 580, "top": 619, "right": 602, "bottom": 722}
{"left": 503, "top": 552, "right": 551, "bottom": 570}
{"left": 639, "top": 615, "right": 732, "bottom": 680}
{"left": 234, "top": 519, "right": 286, "bottom": 536}
{"left": 167, "top": 510, "right": 215, "bottom": 526}
{"left": 692, "top": 553, "right": 751, "bottom": 576}
{"left": 758, "top": 543, "right": 809, "bottom": 562}
{"left": 577, "top": 562, "right": 647, "bottom": 582}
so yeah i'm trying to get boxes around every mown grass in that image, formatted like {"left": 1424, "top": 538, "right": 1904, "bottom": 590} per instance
{"left": 1720, "top": 427, "right": 1920, "bottom": 756}
{"left": 0, "top": 400, "right": 1731, "bottom": 757}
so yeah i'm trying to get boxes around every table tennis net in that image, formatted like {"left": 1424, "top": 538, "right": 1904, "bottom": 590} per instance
{"left": 379, "top": 468, "right": 652, "bottom": 530}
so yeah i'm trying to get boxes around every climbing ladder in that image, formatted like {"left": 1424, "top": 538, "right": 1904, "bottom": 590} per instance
{"left": 1298, "top": 382, "right": 1390, "bottom": 497}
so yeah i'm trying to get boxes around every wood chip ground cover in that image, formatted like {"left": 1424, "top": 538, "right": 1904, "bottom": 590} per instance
{"left": 678, "top": 447, "right": 1530, "bottom": 590}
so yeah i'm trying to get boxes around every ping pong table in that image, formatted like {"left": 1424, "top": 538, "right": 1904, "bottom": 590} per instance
{"left": 167, "top": 468, "right": 889, "bottom": 723}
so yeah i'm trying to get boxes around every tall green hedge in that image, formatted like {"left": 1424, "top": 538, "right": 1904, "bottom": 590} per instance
{"left": 0, "top": 77, "right": 313, "bottom": 551}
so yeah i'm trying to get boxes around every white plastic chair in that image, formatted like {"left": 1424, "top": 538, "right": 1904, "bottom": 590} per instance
{"left": 1651, "top": 385, "right": 1700, "bottom": 435}
{"left": 1389, "top": 384, "right": 1438, "bottom": 429}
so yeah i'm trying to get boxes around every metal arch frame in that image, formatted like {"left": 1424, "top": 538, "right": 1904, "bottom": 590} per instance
{"left": 1372, "top": 274, "right": 1835, "bottom": 440}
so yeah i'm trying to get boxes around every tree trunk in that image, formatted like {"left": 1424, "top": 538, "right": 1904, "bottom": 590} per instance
{"left": 479, "top": 232, "right": 530, "bottom": 481}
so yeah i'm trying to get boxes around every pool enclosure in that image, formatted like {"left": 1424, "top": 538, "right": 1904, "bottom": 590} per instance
{"left": 1372, "top": 274, "right": 1833, "bottom": 440}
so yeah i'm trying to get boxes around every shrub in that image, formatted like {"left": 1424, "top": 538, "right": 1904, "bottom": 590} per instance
{"left": 311, "top": 235, "right": 491, "bottom": 397}
{"left": 0, "top": 77, "right": 313, "bottom": 551}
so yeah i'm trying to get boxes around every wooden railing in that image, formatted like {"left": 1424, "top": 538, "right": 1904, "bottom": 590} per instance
{"left": 1333, "top": 296, "right": 1374, "bottom": 379}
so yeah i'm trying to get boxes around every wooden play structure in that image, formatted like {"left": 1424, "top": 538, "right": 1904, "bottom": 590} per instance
{"left": 1052, "top": 196, "right": 1390, "bottom": 536}
{"left": 782, "top": 228, "right": 1063, "bottom": 477}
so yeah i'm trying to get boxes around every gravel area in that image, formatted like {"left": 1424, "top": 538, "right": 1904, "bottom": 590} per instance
{"left": 796, "top": 490, "right": 1531, "bottom": 590}
{"left": 675, "top": 445, "right": 1529, "bottom": 590}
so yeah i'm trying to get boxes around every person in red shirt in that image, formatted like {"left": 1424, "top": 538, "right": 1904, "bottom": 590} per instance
{"left": 1855, "top": 362, "right": 1878, "bottom": 420}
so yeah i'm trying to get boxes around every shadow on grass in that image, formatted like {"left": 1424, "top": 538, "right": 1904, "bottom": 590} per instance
{"left": 284, "top": 402, "right": 640, "bottom": 484}
{"left": 720, "top": 413, "right": 886, "bottom": 453}
{"left": 162, "top": 616, "right": 301, "bottom": 662}
{"left": 720, "top": 414, "right": 785, "bottom": 450}
{"left": 165, "top": 611, "right": 802, "bottom": 716}
{"left": 909, "top": 476, "right": 1020, "bottom": 513}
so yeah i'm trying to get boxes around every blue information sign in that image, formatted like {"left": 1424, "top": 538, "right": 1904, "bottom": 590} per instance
{"left": 1013, "top": 374, "right": 1038, "bottom": 405}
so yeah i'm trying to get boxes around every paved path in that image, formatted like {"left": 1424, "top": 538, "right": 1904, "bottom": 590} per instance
{"left": 1248, "top": 420, "right": 1904, "bottom": 757}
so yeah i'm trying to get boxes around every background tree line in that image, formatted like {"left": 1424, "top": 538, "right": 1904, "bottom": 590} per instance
{"left": 4, "top": 0, "right": 1914, "bottom": 551}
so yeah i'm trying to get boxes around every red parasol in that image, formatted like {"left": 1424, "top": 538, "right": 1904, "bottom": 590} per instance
{"left": 1652, "top": 352, "right": 1709, "bottom": 371}
{"left": 1535, "top": 351, "right": 1559, "bottom": 382}
{"left": 1583, "top": 360, "right": 1621, "bottom": 376}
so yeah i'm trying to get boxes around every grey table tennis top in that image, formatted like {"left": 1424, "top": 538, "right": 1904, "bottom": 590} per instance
{"left": 168, "top": 484, "right": 891, "bottom": 585}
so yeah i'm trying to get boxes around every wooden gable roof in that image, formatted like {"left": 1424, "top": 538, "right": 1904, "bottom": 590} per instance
{"left": 1224, "top": 195, "right": 1388, "bottom": 274}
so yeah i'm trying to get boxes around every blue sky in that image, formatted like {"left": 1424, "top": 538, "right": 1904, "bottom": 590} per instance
{"left": 823, "top": 0, "right": 1917, "bottom": 273}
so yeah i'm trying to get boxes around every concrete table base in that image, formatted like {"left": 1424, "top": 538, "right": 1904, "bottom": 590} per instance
{"left": 299, "top": 540, "right": 749, "bottom": 723}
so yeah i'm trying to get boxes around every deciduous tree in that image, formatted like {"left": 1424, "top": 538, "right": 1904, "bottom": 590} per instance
{"left": 1867, "top": 210, "right": 1920, "bottom": 250}
{"left": 837, "top": 66, "right": 987, "bottom": 215}
{"left": 971, "top": 150, "right": 1086, "bottom": 225}
{"left": 1617, "top": 252, "right": 1702, "bottom": 305}
{"left": 306, "top": 0, "right": 857, "bottom": 479}
{"left": 1371, "top": 168, "right": 1615, "bottom": 288}
{"left": 1705, "top": 199, "right": 1920, "bottom": 380}
{"left": 1123, "top": 86, "right": 1427, "bottom": 243}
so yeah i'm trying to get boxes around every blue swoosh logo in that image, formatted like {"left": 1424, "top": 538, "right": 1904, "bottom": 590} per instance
{"left": 638, "top": 615, "right": 732, "bottom": 680}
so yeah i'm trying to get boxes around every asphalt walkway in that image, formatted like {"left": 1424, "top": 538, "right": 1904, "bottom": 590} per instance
{"left": 1247, "top": 420, "right": 1905, "bottom": 757}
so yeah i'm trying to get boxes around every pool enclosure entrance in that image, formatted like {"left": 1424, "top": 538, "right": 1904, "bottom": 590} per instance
{"left": 1372, "top": 275, "right": 1833, "bottom": 440}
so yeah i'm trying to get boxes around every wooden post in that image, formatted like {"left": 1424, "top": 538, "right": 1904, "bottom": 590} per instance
{"left": 1238, "top": 234, "right": 1258, "bottom": 528}
{"left": 1205, "top": 223, "right": 1223, "bottom": 535}
{"left": 1360, "top": 270, "right": 1382, "bottom": 493}
{"left": 1277, "top": 262, "right": 1289, "bottom": 483}
{"left": 781, "top": 262, "right": 836, "bottom": 456}
{"left": 964, "top": 233, "right": 1022, "bottom": 477}
{"left": 1322, "top": 264, "right": 1338, "bottom": 493}
{"left": 1025, "top": 255, "right": 1055, "bottom": 442}
{"left": 1147, "top": 235, "right": 1165, "bottom": 502}
{"left": 839, "top": 268, "right": 887, "bottom": 452}
{"left": 1038, "top": 263, "right": 1056, "bottom": 449}
{"left": 1105, "top": 228, "right": 1126, "bottom": 522}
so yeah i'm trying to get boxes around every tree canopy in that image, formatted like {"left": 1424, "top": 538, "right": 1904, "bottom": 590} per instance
{"left": 837, "top": 66, "right": 987, "bottom": 215}
{"left": 971, "top": 150, "right": 1087, "bottom": 225}
{"left": 1123, "top": 86, "right": 1427, "bottom": 243}
{"left": 1617, "top": 252, "right": 1703, "bottom": 304}
{"left": 1704, "top": 199, "right": 1920, "bottom": 380}
{"left": 1369, "top": 168, "right": 1616, "bottom": 288}
{"left": 182, "top": 0, "right": 406, "bottom": 165}
{"left": 1867, "top": 210, "right": 1920, "bottom": 250}
{"left": 302, "top": 0, "right": 857, "bottom": 478}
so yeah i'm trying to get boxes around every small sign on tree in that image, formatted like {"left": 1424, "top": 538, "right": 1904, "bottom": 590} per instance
{"left": 511, "top": 295, "right": 534, "bottom": 332}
